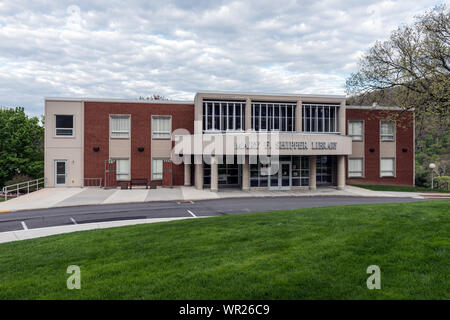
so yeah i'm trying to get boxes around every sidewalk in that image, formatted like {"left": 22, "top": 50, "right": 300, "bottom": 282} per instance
{"left": 0, "top": 185, "right": 431, "bottom": 212}
{"left": 0, "top": 216, "right": 201, "bottom": 244}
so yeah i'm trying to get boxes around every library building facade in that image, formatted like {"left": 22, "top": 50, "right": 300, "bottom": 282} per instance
{"left": 44, "top": 91, "right": 415, "bottom": 191}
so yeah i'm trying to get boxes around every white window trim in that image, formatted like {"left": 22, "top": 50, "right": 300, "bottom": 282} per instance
{"left": 54, "top": 114, "right": 75, "bottom": 138}
{"left": 152, "top": 158, "right": 169, "bottom": 180}
{"left": 152, "top": 115, "right": 172, "bottom": 140}
{"left": 348, "top": 120, "right": 364, "bottom": 141}
{"left": 348, "top": 157, "right": 364, "bottom": 178}
{"left": 380, "top": 120, "right": 395, "bottom": 142}
{"left": 110, "top": 114, "right": 131, "bottom": 139}
{"left": 380, "top": 157, "right": 396, "bottom": 177}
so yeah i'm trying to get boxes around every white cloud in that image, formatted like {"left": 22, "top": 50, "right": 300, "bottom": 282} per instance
{"left": 0, "top": 0, "right": 443, "bottom": 116}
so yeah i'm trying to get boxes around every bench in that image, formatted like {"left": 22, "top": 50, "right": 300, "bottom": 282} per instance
{"left": 130, "top": 178, "right": 148, "bottom": 189}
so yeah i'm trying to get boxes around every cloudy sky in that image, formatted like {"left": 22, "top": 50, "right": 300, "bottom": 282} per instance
{"left": 0, "top": 0, "right": 447, "bottom": 116}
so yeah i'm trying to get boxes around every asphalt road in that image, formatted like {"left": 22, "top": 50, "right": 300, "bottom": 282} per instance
{"left": 0, "top": 196, "right": 435, "bottom": 233}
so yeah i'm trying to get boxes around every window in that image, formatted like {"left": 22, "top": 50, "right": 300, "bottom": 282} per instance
{"left": 55, "top": 115, "right": 74, "bottom": 136}
{"left": 110, "top": 115, "right": 130, "bottom": 138}
{"left": 348, "top": 121, "right": 363, "bottom": 141}
{"left": 251, "top": 102, "right": 295, "bottom": 132}
{"left": 348, "top": 158, "right": 363, "bottom": 177}
{"left": 152, "top": 116, "right": 171, "bottom": 139}
{"left": 202, "top": 101, "right": 245, "bottom": 132}
{"left": 114, "top": 158, "right": 130, "bottom": 181}
{"left": 380, "top": 158, "right": 395, "bottom": 177}
{"left": 302, "top": 104, "right": 339, "bottom": 133}
{"left": 152, "top": 159, "right": 164, "bottom": 180}
{"left": 380, "top": 121, "right": 395, "bottom": 141}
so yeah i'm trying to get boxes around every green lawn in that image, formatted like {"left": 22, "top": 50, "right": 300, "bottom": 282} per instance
{"left": 0, "top": 201, "right": 449, "bottom": 300}
{"left": 353, "top": 184, "right": 450, "bottom": 193}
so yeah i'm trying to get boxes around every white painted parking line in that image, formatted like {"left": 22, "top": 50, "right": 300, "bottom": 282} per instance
{"left": 21, "top": 221, "right": 28, "bottom": 230}
{"left": 70, "top": 217, "right": 77, "bottom": 225}
{"left": 187, "top": 210, "right": 197, "bottom": 218}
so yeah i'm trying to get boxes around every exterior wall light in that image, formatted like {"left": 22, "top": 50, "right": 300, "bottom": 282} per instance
{"left": 93, "top": 146, "right": 100, "bottom": 152}
{"left": 138, "top": 147, "right": 144, "bottom": 152}
{"left": 369, "top": 148, "right": 375, "bottom": 152}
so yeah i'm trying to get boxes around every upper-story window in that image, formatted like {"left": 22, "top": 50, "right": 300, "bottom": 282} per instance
{"left": 251, "top": 102, "right": 295, "bottom": 131}
{"left": 302, "top": 103, "right": 339, "bottom": 133}
{"left": 380, "top": 120, "right": 395, "bottom": 141}
{"left": 152, "top": 116, "right": 172, "bottom": 139}
{"left": 202, "top": 100, "right": 245, "bottom": 132}
{"left": 55, "top": 115, "right": 74, "bottom": 136}
{"left": 110, "top": 115, "right": 130, "bottom": 139}
{"left": 348, "top": 120, "right": 363, "bottom": 141}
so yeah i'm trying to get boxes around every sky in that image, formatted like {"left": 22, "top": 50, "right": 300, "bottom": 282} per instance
{"left": 0, "top": 0, "right": 447, "bottom": 117}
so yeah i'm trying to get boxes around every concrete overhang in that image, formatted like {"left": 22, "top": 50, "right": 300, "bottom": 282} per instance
{"left": 174, "top": 132, "right": 352, "bottom": 156}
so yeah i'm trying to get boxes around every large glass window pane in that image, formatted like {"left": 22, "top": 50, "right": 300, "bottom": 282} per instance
{"left": 228, "top": 103, "right": 234, "bottom": 130}
{"left": 261, "top": 104, "right": 267, "bottom": 130}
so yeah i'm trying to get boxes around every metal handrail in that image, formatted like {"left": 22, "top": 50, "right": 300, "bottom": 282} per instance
{"left": 83, "top": 178, "right": 103, "bottom": 187}
{"left": 2, "top": 177, "right": 45, "bottom": 201}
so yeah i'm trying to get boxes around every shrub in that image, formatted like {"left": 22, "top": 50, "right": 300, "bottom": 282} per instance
{"left": 434, "top": 176, "right": 450, "bottom": 190}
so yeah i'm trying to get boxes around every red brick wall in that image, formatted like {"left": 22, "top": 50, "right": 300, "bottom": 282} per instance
{"left": 84, "top": 101, "right": 194, "bottom": 186}
{"left": 346, "top": 108, "right": 414, "bottom": 186}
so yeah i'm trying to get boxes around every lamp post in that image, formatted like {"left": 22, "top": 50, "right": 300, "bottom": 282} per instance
{"left": 429, "top": 163, "right": 436, "bottom": 189}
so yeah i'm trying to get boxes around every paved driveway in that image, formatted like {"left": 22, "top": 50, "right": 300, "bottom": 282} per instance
{"left": 0, "top": 185, "right": 426, "bottom": 212}
{"left": 0, "top": 195, "right": 432, "bottom": 233}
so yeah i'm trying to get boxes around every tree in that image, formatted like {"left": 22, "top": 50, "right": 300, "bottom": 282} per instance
{"left": 346, "top": 5, "right": 449, "bottom": 118}
{"left": 0, "top": 107, "right": 44, "bottom": 187}
{"left": 138, "top": 94, "right": 169, "bottom": 101}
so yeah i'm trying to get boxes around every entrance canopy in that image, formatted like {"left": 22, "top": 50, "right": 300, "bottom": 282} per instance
{"left": 174, "top": 132, "right": 352, "bottom": 157}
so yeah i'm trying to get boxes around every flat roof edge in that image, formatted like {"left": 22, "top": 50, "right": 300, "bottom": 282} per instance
{"left": 195, "top": 90, "right": 346, "bottom": 99}
{"left": 44, "top": 97, "right": 194, "bottom": 105}
{"left": 347, "top": 105, "right": 414, "bottom": 111}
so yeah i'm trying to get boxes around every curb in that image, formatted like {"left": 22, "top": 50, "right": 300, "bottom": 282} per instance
{"left": 0, "top": 216, "right": 211, "bottom": 244}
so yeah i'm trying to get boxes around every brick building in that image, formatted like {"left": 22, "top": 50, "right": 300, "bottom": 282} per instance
{"left": 44, "top": 92, "right": 415, "bottom": 190}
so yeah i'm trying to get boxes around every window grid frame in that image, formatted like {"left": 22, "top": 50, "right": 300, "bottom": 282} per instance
{"left": 302, "top": 103, "right": 339, "bottom": 134}
{"left": 203, "top": 100, "right": 245, "bottom": 133}
{"left": 251, "top": 102, "right": 296, "bottom": 132}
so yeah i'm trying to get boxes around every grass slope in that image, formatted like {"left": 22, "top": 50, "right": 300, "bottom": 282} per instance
{"left": 0, "top": 201, "right": 449, "bottom": 300}
{"left": 353, "top": 184, "right": 450, "bottom": 193}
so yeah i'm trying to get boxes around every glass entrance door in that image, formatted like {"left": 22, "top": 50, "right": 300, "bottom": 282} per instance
{"left": 55, "top": 160, "right": 66, "bottom": 186}
{"left": 280, "top": 162, "right": 291, "bottom": 188}
{"left": 269, "top": 161, "right": 291, "bottom": 189}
